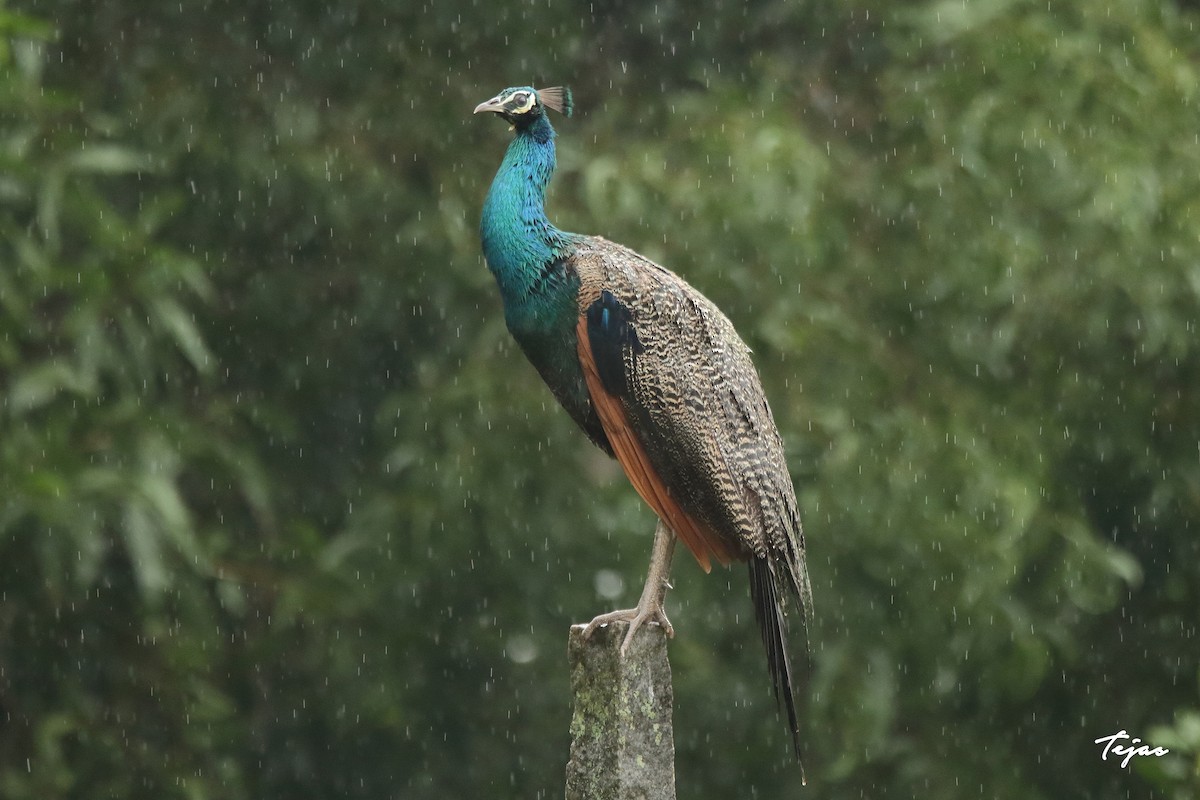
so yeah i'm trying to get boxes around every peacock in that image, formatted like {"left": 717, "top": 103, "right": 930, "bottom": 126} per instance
{"left": 475, "top": 85, "right": 813, "bottom": 763}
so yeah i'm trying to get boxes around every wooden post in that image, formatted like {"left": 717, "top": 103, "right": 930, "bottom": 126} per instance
{"left": 565, "top": 621, "right": 676, "bottom": 800}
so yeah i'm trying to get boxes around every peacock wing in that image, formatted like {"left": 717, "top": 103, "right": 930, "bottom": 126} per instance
{"left": 571, "top": 238, "right": 810, "bottom": 603}
{"left": 572, "top": 236, "right": 813, "bottom": 763}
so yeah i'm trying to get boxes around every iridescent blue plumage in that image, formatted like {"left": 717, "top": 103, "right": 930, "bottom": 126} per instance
{"left": 475, "top": 86, "right": 607, "bottom": 452}
{"left": 479, "top": 111, "right": 576, "bottom": 294}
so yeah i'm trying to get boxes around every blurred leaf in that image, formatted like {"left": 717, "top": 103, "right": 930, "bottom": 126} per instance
{"left": 151, "top": 296, "right": 214, "bottom": 374}
{"left": 7, "top": 360, "right": 91, "bottom": 412}
{"left": 68, "top": 144, "right": 151, "bottom": 175}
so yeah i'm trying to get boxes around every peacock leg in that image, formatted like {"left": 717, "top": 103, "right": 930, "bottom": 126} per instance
{"left": 582, "top": 519, "right": 677, "bottom": 655}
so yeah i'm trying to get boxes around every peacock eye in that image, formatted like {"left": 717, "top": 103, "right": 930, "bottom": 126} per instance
{"left": 511, "top": 92, "right": 534, "bottom": 112}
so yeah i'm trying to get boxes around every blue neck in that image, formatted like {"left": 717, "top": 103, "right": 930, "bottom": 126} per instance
{"left": 480, "top": 115, "right": 577, "bottom": 302}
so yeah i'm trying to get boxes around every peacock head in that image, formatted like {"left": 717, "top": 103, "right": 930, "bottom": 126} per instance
{"left": 473, "top": 86, "right": 573, "bottom": 129}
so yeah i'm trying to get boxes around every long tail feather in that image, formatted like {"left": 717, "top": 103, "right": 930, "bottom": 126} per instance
{"left": 749, "top": 557, "right": 806, "bottom": 780}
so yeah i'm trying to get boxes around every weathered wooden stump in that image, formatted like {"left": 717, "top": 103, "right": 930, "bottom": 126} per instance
{"left": 565, "top": 621, "right": 676, "bottom": 800}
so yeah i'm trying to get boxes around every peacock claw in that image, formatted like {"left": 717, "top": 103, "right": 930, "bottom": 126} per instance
{"left": 581, "top": 521, "right": 678, "bottom": 655}
{"left": 581, "top": 601, "right": 674, "bottom": 656}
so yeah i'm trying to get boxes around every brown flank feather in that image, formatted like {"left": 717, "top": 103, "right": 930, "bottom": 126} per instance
{"left": 576, "top": 315, "right": 736, "bottom": 572}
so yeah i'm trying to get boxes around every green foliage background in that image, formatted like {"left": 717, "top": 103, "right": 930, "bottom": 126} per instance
{"left": 2, "top": 0, "right": 1199, "bottom": 797}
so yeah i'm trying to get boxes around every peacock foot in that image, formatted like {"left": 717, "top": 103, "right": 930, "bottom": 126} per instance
{"left": 581, "top": 596, "right": 674, "bottom": 656}
{"left": 582, "top": 520, "right": 678, "bottom": 655}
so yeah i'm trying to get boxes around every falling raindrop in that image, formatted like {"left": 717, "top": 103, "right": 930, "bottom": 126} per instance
{"left": 594, "top": 569, "right": 625, "bottom": 600}
{"left": 507, "top": 634, "right": 538, "bottom": 664}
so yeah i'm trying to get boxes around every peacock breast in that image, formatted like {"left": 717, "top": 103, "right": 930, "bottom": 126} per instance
{"left": 501, "top": 258, "right": 611, "bottom": 453}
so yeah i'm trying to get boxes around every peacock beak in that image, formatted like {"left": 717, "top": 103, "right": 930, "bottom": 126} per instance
{"left": 473, "top": 96, "right": 506, "bottom": 115}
